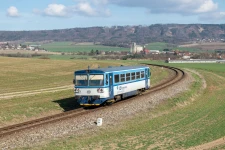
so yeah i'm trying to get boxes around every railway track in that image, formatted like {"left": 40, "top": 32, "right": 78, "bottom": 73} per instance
{"left": 146, "top": 64, "right": 185, "bottom": 92}
{"left": 0, "top": 64, "right": 185, "bottom": 138}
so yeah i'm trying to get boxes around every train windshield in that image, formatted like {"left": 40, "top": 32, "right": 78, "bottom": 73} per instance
{"left": 89, "top": 74, "right": 104, "bottom": 86}
{"left": 75, "top": 75, "right": 88, "bottom": 86}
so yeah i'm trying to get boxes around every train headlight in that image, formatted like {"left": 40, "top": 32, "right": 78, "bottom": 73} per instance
{"left": 75, "top": 88, "right": 81, "bottom": 93}
{"left": 97, "top": 88, "right": 104, "bottom": 93}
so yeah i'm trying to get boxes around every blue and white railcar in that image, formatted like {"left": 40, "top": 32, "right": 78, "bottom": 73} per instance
{"left": 73, "top": 66, "right": 151, "bottom": 106}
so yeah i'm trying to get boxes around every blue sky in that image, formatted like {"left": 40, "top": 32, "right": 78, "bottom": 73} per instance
{"left": 0, "top": 0, "right": 225, "bottom": 31}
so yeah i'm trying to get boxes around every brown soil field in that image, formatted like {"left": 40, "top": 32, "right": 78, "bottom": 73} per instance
{"left": 179, "top": 42, "right": 225, "bottom": 50}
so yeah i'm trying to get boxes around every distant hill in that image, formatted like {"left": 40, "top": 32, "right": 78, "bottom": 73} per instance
{"left": 1, "top": 24, "right": 225, "bottom": 46}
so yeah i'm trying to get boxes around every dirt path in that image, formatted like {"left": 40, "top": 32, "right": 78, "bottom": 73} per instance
{"left": 188, "top": 137, "right": 225, "bottom": 150}
{"left": 0, "top": 85, "right": 73, "bottom": 100}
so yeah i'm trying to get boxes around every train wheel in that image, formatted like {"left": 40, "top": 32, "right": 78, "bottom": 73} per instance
{"left": 120, "top": 95, "right": 123, "bottom": 100}
{"left": 137, "top": 89, "right": 142, "bottom": 95}
{"left": 114, "top": 95, "right": 122, "bottom": 101}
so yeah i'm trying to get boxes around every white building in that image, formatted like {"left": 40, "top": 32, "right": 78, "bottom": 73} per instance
{"left": 130, "top": 42, "right": 143, "bottom": 54}
{"left": 167, "top": 59, "right": 217, "bottom": 63}
{"left": 182, "top": 55, "right": 191, "bottom": 59}
{"left": 149, "top": 50, "right": 160, "bottom": 54}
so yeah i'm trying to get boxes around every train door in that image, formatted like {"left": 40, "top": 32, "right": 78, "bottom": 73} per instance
{"left": 145, "top": 68, "right": 149, "bottom": 89}
{"left": 108, "top": 73, "right": 114, "bottom": 98}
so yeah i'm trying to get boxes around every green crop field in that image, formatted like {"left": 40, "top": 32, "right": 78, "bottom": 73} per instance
{"left": 44, "top": 54, "right": 92, "bottom": 60}
{"left": 145, "top": 42, "right": 168, "bottom": 51}
{"left": 40, "top": 42, "right": 129, "bottom": 52}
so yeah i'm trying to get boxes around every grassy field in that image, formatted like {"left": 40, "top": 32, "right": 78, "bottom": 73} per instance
{"left": 42, "top": 54, "right": 92, "bottom": 60}
{"left": 1, "top": 56, "right": 225, "bottom": 149}
{"left": 40, "top": 42, "right": 129, "bottom": 52}
{"left": 0, "top": 57, "right": 168, "bottom": 127}
{"left": 145, "top": 42, "right": 168, "bottom": 51}
{"left": 0, "top": 57, "right": 129, "bottom": 93}
{"left": 27, "top": 61, "right": 225, "bottom": 149}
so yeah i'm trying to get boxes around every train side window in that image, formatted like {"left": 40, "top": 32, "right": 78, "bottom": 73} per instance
{"left": 126, "top": 73, "right": 130, "bottom": 81}
{"left": 121, "top": 74, "right": 125, "bottom": 82}
{"left": 106, "top": 74, "right": 108, "bottom": 85}
{"left": 109, "top": 75, "right": 113, "bottom": 84}
{"left": 114, "top": 74, "right": 120, "bottom": 83}
{"left": 136, "top": 72, "right": 140, "bottom": 79}
{"left": 131, "top": 72, "right": 135, "bottom": 80}
{"left": 141, "top": 71, "right": 144, "bottom": 78}
{"left": 146, "top": 69, "right": 150, "bottom": 78}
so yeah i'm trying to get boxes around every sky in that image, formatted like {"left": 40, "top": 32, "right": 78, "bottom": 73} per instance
{"left": 0, "top": 0, "right": 225, "bottom": 31}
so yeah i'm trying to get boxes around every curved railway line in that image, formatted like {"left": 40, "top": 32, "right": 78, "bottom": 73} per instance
{"left": 0, "top": 64, "right": 186, "bottom": 138}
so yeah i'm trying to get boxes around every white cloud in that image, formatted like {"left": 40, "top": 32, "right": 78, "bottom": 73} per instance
{"left": 194, "top": 0, "right": 217, "bottom": 13}
{"left": 74, "top": 2, "right": 97, "bottom": 16}
{"left": 73, "top": 0, "right": 108, "bottom": 5}
{"left": 108, "top": 0, "right": 218, "bottom": 15}
{"left": 71, "top": 2, "right": 111, "bottom": 17}
{"left": 7, "top": 6, "right": 20, "bottom": 17}
{"left": 34, "top": 2, "right": 111, "bottom": 18}
{"left": 44, "top": 4, "right": 68, "bottom": 17}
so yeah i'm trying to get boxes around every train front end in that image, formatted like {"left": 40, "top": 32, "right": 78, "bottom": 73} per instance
{"left": 73, "top": 70, "right": 109, "bottom": 106}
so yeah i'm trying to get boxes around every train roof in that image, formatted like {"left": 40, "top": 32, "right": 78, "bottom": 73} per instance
{"left": 75, "top": 65, "right": 149, "bottom": 74}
